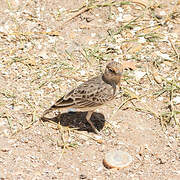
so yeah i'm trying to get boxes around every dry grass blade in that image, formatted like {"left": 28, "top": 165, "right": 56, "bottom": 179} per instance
{"left": 5, "top": 114, "right": 14, "bottom": 134}
{"left": 168, "top": 37, "right": 180, "bottom": 62}
{"left": 71, "top": 129, "right": 103, "bottom": 144}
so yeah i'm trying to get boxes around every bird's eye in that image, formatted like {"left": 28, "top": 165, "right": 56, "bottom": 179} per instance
{"left": 108, "top": 68, "right": 115, "bottom": 74}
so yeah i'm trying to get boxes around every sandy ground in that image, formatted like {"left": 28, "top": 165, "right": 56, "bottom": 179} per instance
{"left": 0, "top": 0, "right": 180, "bottom": 179}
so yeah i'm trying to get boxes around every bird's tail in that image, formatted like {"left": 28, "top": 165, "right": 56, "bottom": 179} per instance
{"left": 42, "top": 106, "right": 58, "bottom": 119}
{"left": 43, "top": 108, "right": 51, "bottom": 116}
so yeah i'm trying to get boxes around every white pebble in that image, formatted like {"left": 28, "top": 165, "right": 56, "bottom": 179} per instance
{"left": 116, "top": 14, "right": 123, "bottom": 22}
{"left": 91, "top": 33, "right": 96, "bottom": 37}
{"left": 134, "top": 71, "right": 146, "bottom": 81}
{"left": 88, "top": 40, "right": 95, "bottom": 45}
{"left": 80, "top": 70, "right": 86, "bottom": 76}
{"left": 118, "top": 7, "right": 124, "bottom": 13}
{"left": 156, "top": 52, "right": 171, "bottom": 60}
{"left": 173, "top": 96, "right": 180, "bottom": 104}
{"left": 138, "top": 37, "right": 146, "bottom": 43}
{"left": 159, "top": 11, "right": 166, "bottom": 16}
{"left": 157, "top": 96, "right": 164, "bottom": 101}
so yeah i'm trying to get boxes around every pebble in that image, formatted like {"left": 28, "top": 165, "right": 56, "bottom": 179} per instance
{"left": 103, "top": 150, "right": 133, "bottom": 169}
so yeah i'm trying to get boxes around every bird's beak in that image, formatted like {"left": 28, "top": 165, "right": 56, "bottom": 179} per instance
{"left": 117, "top": 81, "right": 121, "bottom": 88}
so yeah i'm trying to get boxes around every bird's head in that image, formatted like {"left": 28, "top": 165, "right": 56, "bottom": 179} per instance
{"left": 104, "top": 61, "right": 123, "bottom": 86}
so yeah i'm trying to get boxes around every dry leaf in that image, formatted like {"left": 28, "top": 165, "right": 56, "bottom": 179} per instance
{"left": 27, "top": 58, "right": 36, "bottom": 66}
{"left": 126, "top": 31, "right": 134, "bottom": 38}
{"left": 152, "top": 72, "right": 162, "bottom": 84}
{"left": 130, "top": 0, "right": 148, "bottom": 7}
{"left": 121, "top": 43, "right": 130, "bottom": 52}
{"left": 163, "top": 61, "right": 172, "bottom": 66}
{"left": 47, "top": 31, "right": 60, "bottom": 36}
{"left": 69, "top": 32, "right": 76, "bottom": 39}
{"left": 122, "top": 61, "right": 137, "bottom": 70}
{"left": 128, "top": 44, "right": 143, "bottom": 54}
{"left": 79, "top": 25, "right": 90, "bottom": 29}
{"left": 142, "top": 28, "right": 151, "bottom": 34}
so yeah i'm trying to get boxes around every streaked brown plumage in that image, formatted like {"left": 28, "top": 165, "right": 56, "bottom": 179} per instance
{"left": 42, "top": 61, "right": 123, "bottom": 133}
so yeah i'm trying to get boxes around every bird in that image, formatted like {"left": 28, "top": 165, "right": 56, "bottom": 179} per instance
{"left": 42, "top": 61, "right": 123, "bottom": 134}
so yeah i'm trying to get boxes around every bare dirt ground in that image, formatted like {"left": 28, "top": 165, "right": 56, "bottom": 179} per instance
{"left": 0, "top": 0, "right": 180, "bottom": 179}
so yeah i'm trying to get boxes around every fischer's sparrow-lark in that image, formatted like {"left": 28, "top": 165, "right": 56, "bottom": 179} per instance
{"left": 42, "top": 61, "right": 123, "bottom": 134}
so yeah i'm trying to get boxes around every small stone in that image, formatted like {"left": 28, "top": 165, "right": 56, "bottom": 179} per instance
{"left": 91, "top": 33, "right": 96, "bottom": 37}
{"left": 103, "top": 150, "right": 133, "bottom": 169}
{"left": 80, "top": 70, "right": 86, "bottom": 76}
{"left": 138, "top": 37, "right": 146, "bottom": 43}
{"left": 134, "top": 71, "right": 146, "bottom": 81}
{"left": 154, "top": 75, "right": 162, "bottom": 84}
{"left": 123, "top": 14, "right": 133, "bottom": 21}
{"left": 79, "top": 174, "right": 87, "bottom": 179}
{"left": 173, "top": 96, "right": 180, "bottom": 104}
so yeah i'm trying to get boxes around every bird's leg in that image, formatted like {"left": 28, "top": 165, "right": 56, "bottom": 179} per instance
{"left": 86, "top": 111, "right": 99, "bottom": 134}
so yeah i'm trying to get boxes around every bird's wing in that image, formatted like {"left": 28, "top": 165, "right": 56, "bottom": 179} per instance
{"left": 51, "top": 89, "right": 102, "bottom": 109}
{"left": 50, "top": 76, "right": 115, "bottom": 110}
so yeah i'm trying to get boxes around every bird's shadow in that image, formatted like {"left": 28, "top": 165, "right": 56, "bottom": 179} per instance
{"left": 41, "top": 111, "right": 105, "bottom": 133}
